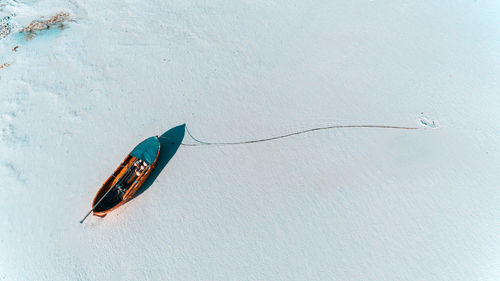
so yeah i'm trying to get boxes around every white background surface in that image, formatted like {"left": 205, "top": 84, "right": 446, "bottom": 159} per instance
{"left": 1, "top": 1, "right": 499, "bottom": 280}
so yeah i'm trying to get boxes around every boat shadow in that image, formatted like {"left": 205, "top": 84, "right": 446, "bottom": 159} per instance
{"left": 132, "top": 124, "right": 185, "bottom": 198}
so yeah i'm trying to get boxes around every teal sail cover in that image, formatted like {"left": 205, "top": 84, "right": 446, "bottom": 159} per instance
{"left": 130, "top": 136, "right": 160, "bottom": 165}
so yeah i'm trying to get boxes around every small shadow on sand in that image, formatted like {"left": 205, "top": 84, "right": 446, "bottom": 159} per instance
{"left": 132, "top": 124, "right": 185, "bottom": 198}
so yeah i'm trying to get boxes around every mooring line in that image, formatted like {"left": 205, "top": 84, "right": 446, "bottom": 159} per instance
{"left": 159, "top": 124, "right": 420, "bottom": 147}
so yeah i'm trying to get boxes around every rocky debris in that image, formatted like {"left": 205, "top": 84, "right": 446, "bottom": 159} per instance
{"left": 0, "top": 16, "right": 13, "bottom": 39}
{"left": 20, "top": 12, "right": 71, "bottom": 40}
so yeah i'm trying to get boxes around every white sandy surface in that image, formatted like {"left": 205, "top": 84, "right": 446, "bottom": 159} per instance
{"left": 1, "top": 1, "right": 499, "bottom": 280}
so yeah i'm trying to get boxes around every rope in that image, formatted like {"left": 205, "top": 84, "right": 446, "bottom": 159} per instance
{"left": 159, "top": 124, "right": 420, "bottom": 147}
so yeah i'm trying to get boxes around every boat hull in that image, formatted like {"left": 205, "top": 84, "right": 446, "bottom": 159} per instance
{"left": 91, "top": 136, "right": 161, "bottom": 217}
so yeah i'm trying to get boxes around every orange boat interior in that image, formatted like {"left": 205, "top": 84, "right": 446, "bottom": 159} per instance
{"left": 93, "top": 155, "right": 146, "bottom": 213}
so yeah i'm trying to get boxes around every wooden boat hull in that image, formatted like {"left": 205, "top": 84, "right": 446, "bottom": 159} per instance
{"left": 92, "top": 136, "right": 161, "bottom": 217}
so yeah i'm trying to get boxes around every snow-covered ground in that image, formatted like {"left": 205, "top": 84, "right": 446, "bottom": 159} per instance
{"left": 1, "top": 0, "right": 499, "bottom": 280}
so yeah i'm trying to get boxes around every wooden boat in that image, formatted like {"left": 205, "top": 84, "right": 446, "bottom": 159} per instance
{"left": 91, "top": 136, "right": 161, "bottom": 217}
